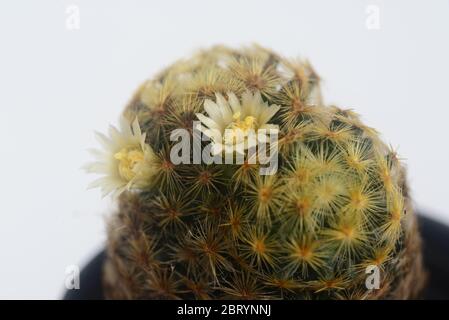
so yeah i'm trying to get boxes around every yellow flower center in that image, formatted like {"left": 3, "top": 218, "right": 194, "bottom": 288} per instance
{"left": 224, "top": 112, "right": 258, "bottom": 144}
{"left": 114, "top": 147, "right": 144, "bottom": 181}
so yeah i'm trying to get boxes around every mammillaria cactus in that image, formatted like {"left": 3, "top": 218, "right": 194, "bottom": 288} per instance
{"left": 86, "top": 45, "right": 425, "bottom": 299}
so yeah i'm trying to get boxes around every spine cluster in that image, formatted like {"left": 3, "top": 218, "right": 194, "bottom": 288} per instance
{"left": 91, "top": 45, "right": 424, "bottom": 299}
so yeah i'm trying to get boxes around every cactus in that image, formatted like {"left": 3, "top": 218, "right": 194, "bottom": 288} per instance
{"left": 87, "top": 45, "right": 425, "bottom": 299}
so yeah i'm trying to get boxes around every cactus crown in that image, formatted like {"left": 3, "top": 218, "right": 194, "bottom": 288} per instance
{"left": 88, "top": 45, "right": 424, "bottom": 299}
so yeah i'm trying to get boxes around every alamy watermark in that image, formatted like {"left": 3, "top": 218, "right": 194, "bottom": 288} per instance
{"left": 65, "top": 264, "right": 80, "bottom": 290}
{"left": 169, "top": 121, "right": 279, "bottom": 175}
{"left": 365, "top": 265, "right": 380, "bottom": 290}
{"left": 365, "top": 5, "right": 380, "bottom": 30}
{"left": 65, "top": 5, "right": 80, "bottom": 30}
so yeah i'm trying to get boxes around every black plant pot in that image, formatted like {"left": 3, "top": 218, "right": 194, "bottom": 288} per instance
{"left": 63, "top": 214, "right": 449, "bottom": 300}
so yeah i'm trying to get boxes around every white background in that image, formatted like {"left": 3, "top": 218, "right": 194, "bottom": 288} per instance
{"left": 0, "top": 0, "right": 448, "bottom": 299}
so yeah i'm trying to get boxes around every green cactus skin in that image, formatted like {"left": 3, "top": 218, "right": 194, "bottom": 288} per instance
{"left": 101, "top": 45, "right": 425, "bottom": 299}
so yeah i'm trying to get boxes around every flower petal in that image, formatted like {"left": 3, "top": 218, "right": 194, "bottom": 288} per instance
{"left": 83, "top": 161, "right": 110, "bottom": 174}
{"left": 228, "top": 92, "right": 241, "bottom": 114}
{"left": 87, "top": 148, "right": 105, "bottom": 159}
{"left": 119, "top": 116, "right": 133, "bottom": 136}
{"left": 259, "top": 104, "right": 280, "bottom": 125}
{"left": 94, "top": 131, "right": 114, "bottom": 150}
{"left": 131, "top": 117, "right": 142, "bottom": 137}
{"left": 204, "top": 99, "right": 224, "bottom": 126}
{"left": 196, "top": 113, "right": 221, "bottom": 130}
{"left": 215, "top": 93, "right": 233, "bottom": 124}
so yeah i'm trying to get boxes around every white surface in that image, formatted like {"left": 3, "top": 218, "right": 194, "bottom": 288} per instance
{"left": 0, "top": 0, "right": 448, "bottom": 299}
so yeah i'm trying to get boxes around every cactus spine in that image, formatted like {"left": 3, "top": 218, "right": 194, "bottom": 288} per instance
{"left": 89, "top": 45, "right": 424, "bottom": 299}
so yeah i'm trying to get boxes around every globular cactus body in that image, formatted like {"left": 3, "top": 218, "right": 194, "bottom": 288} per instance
{"left": 87, "top": 45, "right": 425, "bottom": 299}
